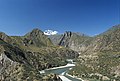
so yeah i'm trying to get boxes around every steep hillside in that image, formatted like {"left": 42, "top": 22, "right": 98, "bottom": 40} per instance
{"left": 0, "top": 39, "right": 42, "bottom": 81}
{"left": 24, "top": 28, "right": 53, "bottom": 47}
{"left": 69, "top": 24, "right": 120, "bottom": 81}
{"left": 1, "top": 28, "right": 53, "bottom": 50}
{"left": 1, "top": 24, "right": 120, "bottom": 81}
{"left": 49, "top": 31, "right": 91, "bottom": 52}
{"left": 49, "top": 34, "right": 62, "bottom": 45}
{"left": 0, "top": 32, "right": 13, "bottom": 44}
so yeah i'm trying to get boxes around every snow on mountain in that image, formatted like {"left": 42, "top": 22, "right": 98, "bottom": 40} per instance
{"left": 44, "top": 30, "right": 58, "bottom": 35}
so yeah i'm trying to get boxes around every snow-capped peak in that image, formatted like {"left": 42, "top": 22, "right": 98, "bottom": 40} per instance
{"left": 44, "top": 30, "right": 58, "bottom": 35}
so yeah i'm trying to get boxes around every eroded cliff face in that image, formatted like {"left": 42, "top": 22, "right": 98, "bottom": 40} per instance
{"left": 50, "top": 31, "right": 91, "bottom": 53}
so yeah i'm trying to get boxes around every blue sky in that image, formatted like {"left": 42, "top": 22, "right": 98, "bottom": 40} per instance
{"left": 0, "top": 0, "right": 119, "bottom": 36}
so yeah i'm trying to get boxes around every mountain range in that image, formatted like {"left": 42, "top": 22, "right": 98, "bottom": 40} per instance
{"left": 49, "top": 24, "right": 120, "bottom": 81}
{"left": 0, "top": 28, "right": 78, "bottom": 81}
{"left": 0, "top": 24, "right": 120, "bottom": 81}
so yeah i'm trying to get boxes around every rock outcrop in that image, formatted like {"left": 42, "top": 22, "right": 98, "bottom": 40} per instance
{"left": 24, "top": 28, "right": 53, "bottom": 47}
{"left": 49, "top": 31, "right": 91, "bottom": 53}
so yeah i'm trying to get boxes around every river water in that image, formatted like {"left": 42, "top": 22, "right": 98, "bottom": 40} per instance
{"left": 40, "top": 59, "right": 82, "bottom": 81}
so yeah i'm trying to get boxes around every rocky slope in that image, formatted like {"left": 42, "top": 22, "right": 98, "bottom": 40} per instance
{"left": 0, "top": 39, "right": 41, "bottom": 81}
{"left": 49, "top": 24, "right": 120, "bottom": 81}
{"left": 49, "top": 34, "right": 62, "bottom": 45}
{"left": 69, "top": 24, "right": 120, "bottom": 81}
{"left": 49, "top": 31, "right": 91, "bottom": 53}
{"left": 1, "top": 24, "right": 120, "bottom": 81}
{"left": 0, "top": 29, "right": 79, "bottom": 81}
{"left": 24, "top": 28, "right": 53, "bottom": 47}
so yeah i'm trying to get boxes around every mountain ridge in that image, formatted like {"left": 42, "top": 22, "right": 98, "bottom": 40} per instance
{"left": 47, "top": 24, "right": 120, "bottom": 81}
{"left": 0, "top": 24, "right": 120, "bottom": 81}
{"left": 68, "top": 24, "right": 120, "bottom": 81}
{"left": 0, "top": 28, "right": 79, "bottom": 81}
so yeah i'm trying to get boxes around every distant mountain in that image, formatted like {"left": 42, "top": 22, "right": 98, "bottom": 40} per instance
{"left": 49, "top": 31, "right": 91, "bottom": 52}
{"left": 24, "top": 28, "right": 53, "bottom": 47}
{"left": 49, "top": 34, "right": 63, "bottom": 45}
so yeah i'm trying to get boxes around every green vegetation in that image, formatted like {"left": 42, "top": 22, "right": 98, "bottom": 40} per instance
{"left": 68, "top": 25, "right": 120, "bottom": 81}
{"left": 0, "top": 28, "right": 78, "bottom": 81}
{"left": 69, "top": 51, "right": 120, "bottom": 80}
{"left": 1, "top": 24, "right": 120, "bottom": 81}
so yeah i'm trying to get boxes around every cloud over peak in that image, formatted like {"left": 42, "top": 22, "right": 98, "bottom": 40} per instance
{"left": 44, "top": 30, "right": 58, "bottom": 35}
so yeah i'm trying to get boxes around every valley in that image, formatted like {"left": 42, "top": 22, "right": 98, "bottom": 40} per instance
{"left": 0, "top": 24, "right": 120, "bottom": 81}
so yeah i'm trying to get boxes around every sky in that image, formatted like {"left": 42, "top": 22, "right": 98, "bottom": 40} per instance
{"left": 0, "top": 0, "right": 119, "bottom": 36}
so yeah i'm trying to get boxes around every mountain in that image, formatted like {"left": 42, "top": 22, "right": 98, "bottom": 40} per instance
{"left": 1, "top": 24, "right": 120, "bottom": 81}
{"left": 49, "top": 31, "right": 91, "bottom": 52}
{"left": 48, "top": 25, "right": 120, "bottom": 80}
{"left": 24, "top": 28, "right": 53, "bottom": 47}
{"left": 68, "top": 24, "right": 120, "bottom": 81}
{"left": 49, "top": 34, "right": 63, "bottom": 45}
{"left": 81, "top": 24, "right": 120, "bottom": 54}
{"left": 0, "top": 29, "right": 79, "bottom": 81}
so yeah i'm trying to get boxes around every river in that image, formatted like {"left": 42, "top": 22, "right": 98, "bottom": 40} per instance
{"left": 40, "top": 59, "right": 82, "bottom": 81}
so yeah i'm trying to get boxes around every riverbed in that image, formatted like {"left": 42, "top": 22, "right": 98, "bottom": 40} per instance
{"left": 40, "top": 60, "right": 82, "bottom": 81}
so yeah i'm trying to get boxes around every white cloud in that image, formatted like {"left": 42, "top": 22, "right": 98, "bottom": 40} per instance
{"left": 44, "top": 30, "right": 58, "bottom": 35}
